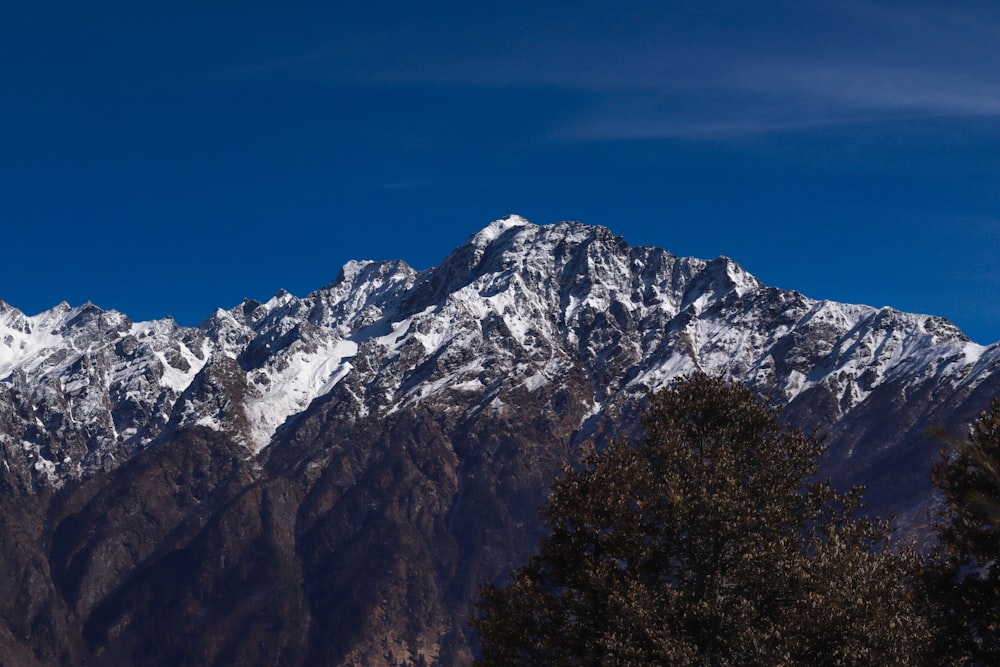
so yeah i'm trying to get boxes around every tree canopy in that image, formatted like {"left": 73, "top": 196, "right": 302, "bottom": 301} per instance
{"left": 928, "top": 397, "right": 1000, "bottom": 665}
{"left": 472, "top": 374, "right": 929, "bottom": 666}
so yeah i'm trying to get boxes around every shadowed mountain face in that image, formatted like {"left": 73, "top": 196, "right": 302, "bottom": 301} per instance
{"left": 1, "top": 217, "right": 998, "bottom": 665}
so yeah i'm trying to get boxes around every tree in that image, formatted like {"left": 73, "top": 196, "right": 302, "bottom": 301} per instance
{"left": 927, "top": 397, "right": 1000, "bottom": 665}
{"left": 472, "top": 374, "right": 929, "bottom": 666}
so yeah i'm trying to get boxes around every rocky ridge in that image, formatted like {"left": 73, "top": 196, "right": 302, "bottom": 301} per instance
{"left": 1, "top": 216, "right": 998, "bottom": 665}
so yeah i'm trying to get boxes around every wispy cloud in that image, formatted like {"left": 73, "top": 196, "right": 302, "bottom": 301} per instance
{"left": 559, "top": 1, "right": 1000, "bottom": 140}
{"left": 564, "top": 62, "right": 1000, "bottom": 142}
{"left": 219, "top": 1, "right": 1000, "bottom": 140}
{"left": 731, "top": 61, "right": 1000, "bottom": 116}
{"left": 379, "top": 181, "right": 433, "bottom": 191}
{"left": 217, "top": 51, "right": 334, "bottom": 80}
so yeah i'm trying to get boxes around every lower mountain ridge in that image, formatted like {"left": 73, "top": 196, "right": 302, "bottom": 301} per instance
{"left": 1, "top": 216, "right": 998, "bottom": 665}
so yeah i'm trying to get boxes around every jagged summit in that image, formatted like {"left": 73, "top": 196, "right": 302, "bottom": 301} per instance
{"left": 0, "top": 216, "right": 994, "bottom": 491}
{"left": 468, "top": 213, "right": 532, "bottom": 246}
{"left": 1, "top": 216, "right": 999, "bottom": 665}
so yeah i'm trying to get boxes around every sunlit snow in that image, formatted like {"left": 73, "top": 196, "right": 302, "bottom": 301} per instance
{"left": 2, "top": 216, "right": 998, "bottom": 490}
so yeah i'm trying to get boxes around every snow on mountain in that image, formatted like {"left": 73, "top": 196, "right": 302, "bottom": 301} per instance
{"left": 0, "top": 216, "right": 997, "bottom": 494}
{"left": 4, "top": 216, "right": 1000, "bottom": 666}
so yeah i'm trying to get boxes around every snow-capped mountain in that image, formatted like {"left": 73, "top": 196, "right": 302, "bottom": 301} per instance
{"left": 1, "top": 216, "right": 998, "bottom": 666}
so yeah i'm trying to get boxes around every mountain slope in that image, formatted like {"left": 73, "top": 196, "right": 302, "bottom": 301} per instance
{"left": 1, "top": 216, "right": 998, "bottom": 665}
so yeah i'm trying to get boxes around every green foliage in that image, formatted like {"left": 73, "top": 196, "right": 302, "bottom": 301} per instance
{"left": 472, "top": 374, "right": 929, "bottom": 666}
{"left": 928, "top": 397, "right": 1000, "bottom": 665}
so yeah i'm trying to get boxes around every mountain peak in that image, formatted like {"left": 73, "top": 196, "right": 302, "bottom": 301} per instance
{"left": 469, "top": 214, "right": 534, "bottom": 248}
{"left": 0, "top": 217, "right": 995, "bottom": 499}
{"left": 1, "top": 216, "right": 1000, "bottom": 665}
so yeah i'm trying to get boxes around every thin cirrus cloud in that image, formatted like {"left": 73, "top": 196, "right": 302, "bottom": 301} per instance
{"left": 730, "top": 58, "right": 1000, "bottom": 118}
{"left": 218, "top": 1, "right": 1000, "bottom": 141}
{"left": 562, "top": 2, "right": 1000, "bottom": 140}
{"left": 563, "top": 61, "right": 1000, "bottom": 142}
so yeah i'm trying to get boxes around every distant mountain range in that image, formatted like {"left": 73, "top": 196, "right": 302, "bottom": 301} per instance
{"left": 2, "top": 216, "right": 998, "bottom": 665}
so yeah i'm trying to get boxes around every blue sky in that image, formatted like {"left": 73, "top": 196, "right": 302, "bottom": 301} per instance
{"left": 2, "top": 1, "right": 999, "bottom": 343}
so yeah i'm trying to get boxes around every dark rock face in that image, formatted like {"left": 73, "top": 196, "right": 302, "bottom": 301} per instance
{"left": 1, "top": 217, "right": 999, "bottom": 665}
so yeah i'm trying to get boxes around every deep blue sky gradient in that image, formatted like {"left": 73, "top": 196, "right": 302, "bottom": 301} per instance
{"left": 2, "top": 1, "right": 998, "bottom": 342}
